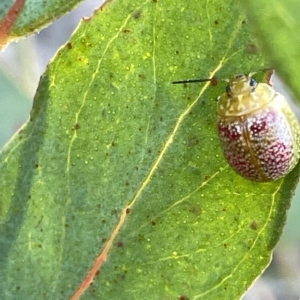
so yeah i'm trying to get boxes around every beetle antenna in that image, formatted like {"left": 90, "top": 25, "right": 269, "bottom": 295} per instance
{"left": 172, "top": 78, "right": 214, "bottom": 84}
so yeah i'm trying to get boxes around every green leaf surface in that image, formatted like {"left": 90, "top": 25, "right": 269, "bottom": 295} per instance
{"left": 241, "top": 0, "right": 300, "bottom": 104}
{"left": 0, "top": 0, "right": 299, "bottom": 299}
{"left": 0, "top": 0, "right": 85, "bottom": 38}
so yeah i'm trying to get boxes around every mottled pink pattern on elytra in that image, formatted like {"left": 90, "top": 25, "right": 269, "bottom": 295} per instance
{"left": 218, "top": 109, "right": 294, "bottom": 181}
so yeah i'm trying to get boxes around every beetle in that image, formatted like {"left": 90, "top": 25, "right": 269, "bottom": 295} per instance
{"left": 173, "top": 71, "right": 300, "bottom": 182}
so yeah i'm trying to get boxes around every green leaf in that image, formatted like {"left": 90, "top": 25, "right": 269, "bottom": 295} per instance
{"left": 0, "top": 0, "right": 299, "bottom": 299}
{"left": 241, "top": 0, "right": 300, "bottom": 104}
{"left": 0, "top": 0, "right": 85, "bottom": 39}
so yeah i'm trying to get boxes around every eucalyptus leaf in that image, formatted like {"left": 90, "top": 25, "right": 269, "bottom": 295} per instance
{"left": 0, "top": 0, "right": 86, "bottom": 39}
{"left": 241, "top": 0, "right": 300, "bottom": 104}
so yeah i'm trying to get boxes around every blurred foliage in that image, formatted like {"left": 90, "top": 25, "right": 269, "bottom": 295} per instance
{"left": 0, "top": 0, "right": 86, "bottom": 40}
{"left": 0, "top": 70, "right": 31, "bottom": 147}
{"left": 241, "top": 0, "right": 300, "bottom": 105}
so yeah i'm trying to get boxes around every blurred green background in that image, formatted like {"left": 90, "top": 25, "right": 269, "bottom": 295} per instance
{"left": 0, "top": 0, "right": 299, "bottom": 299}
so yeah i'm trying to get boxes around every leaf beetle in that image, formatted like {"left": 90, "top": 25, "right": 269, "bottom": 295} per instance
{"left": 173, "top": 70, "right": 300, "bottom": 182}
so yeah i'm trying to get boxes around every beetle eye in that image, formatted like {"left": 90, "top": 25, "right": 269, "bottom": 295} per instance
{"left": 226, "top": 85, "right": 232, "bottom": 96}
{"left": 249, "top": 78, "right": 257, "bottom": 87}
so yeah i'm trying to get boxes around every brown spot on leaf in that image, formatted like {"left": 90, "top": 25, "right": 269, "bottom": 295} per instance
{"left": 132, "top": 10, "right": 142, "bottom": 19}
{"left": 187, "top": 136, "right": 199, "bottom": 146}
{"left": 116, "top": 241, "right": 123, "bottom": 248}
{"left": 210, "top": 77, "right": 218, "bottom": 86}
{"left": 250, "top": 221, "right": 259, "bottom": 230}
{"left": 189, "top": 206, "right": 201, "bottom": 216}
{"left": 245, "top": 42, "right": 258, "bottom": 54}
{"left": 111, "top": 209, "right": 118, "bottom": 215}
